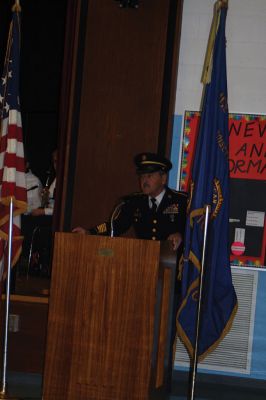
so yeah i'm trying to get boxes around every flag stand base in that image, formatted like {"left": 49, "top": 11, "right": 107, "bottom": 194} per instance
{"left": 0, "top": 390, "right": 21, "bottom": 400}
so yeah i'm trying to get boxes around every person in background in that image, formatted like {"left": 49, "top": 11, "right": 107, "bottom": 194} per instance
{"left": 31, "top": 149, "right": 57, "bottom": 217}
{"left": 18, "top": 149, "right": 57, "bottom": 278}
{"left": 11, "top": 159, "right": 43, "bottom": 289}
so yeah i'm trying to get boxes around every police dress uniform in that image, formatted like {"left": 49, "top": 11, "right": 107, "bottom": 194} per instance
{"left": 86, "top": 152, "right": 187, "bottom": 391}
{"left": 88, "top": 152, "right": 188, "bottom": 240}
{"left": 88, "top": 187, "right": 187, "bottom": 240}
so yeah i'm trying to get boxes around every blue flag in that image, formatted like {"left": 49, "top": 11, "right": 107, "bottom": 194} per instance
{"left": 176, "top": 3, "right": 238, "bottom": 360}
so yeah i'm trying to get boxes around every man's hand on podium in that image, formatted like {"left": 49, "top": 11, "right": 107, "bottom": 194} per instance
{"left": 72, "top": 226, "right": 87, "bottom": 235}
{"left": 167, "top": 232, "right": 182, "bottom": 251}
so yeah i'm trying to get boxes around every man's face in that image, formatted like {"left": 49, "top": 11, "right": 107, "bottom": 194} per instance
{"left": 139, "top": 171, "right": 167, "bottom": 197}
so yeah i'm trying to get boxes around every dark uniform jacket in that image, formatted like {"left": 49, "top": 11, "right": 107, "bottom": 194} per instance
{"left": 89, "top": 187, "right": 188, "bottom": 241}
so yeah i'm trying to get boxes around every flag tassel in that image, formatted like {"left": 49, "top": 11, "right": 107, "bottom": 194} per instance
{"left": 12, "top": 0, "right": 21, "bottom": 13}
{"left": 201, "top": 0, "right": 228, "bottom": 85}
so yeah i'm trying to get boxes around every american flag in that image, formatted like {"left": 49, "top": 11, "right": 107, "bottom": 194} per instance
{"left": 0, "top": 6, "right": 27, "bottom": 279}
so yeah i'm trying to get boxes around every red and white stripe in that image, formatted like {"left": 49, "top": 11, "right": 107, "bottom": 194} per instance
{"left": 0, "top": 109, "right": 27, "bottom": 278}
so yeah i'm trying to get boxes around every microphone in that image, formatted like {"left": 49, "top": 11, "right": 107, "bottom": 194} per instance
{"left": 110, "top": 192, "right": 140, "bottom": 237}
{"left": 110, "top": 200, "right": 125, "bottom": 238}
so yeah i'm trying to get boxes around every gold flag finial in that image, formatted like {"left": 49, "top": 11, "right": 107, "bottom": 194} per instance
{"left": 12, "top": 0, "right": 21, "bottom": 12}
{"left": 219, "top": 0, "right": 228, "bottom": 8}
{"left": 201, "top": 0, "right": 228, "bottom": 84}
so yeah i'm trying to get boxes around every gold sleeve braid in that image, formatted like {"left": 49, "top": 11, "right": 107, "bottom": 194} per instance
{"left": 96, "top": 223, "right": 108, "bottom": 234}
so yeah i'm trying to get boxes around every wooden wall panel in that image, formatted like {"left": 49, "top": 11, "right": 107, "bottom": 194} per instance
{"left": 56, "top": 0, "right": 183, "bottom": 231}
{"left": 72, "top": 0, "right": 170, "bottom": 229}
{"left": 1, "top": 296, "right": 48, "bottom": 374}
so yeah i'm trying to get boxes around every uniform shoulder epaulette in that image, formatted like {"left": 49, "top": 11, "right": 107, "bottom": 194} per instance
{"left": 120, "top": 192, "right": 144, "bottom": 202}
{"left": 129, "top": 191, "right": 143, "bottom": 197}
{"left": 178, "top": 190, "right": 188, "bottom": 197}
{"left": 170, "top": 188, "right": 188, "bottom": 197}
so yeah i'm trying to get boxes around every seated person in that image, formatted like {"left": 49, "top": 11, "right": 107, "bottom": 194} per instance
{"left": 31, "top": 149, "right": 57, "bottom": 217}
{"left": 73, "top": 152, "right": 188, "bottom": 251}
{"left": 20, "top": 150, "right": 57, "bottom": 276}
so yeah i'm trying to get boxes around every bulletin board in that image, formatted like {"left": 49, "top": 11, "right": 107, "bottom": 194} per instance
{"left": 180, "top": 111, "right": 266, "bottom": 269}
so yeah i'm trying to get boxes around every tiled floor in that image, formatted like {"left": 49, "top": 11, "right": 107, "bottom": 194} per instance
{"left": 5, "top": 371, "right": 266, "bottom": 400}
{"left": 7, "top": 278, "right": 265, "bottom": 399}
{"left": 5, "top": 371, "right": 42, "bottom": 399}
{"left": 171, "top": 371, "right": 266, "bottom": 400}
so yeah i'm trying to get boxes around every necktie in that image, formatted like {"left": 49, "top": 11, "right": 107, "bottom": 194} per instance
{"left": 151, "top": 198, "right": 157, "bottom": 213}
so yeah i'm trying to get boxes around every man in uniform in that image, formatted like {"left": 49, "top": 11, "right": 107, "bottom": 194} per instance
{"left": 73, "top": 152, "right": 187, "bottom": 390}
{"left": 73, "top": 152, "right": 187, "bottom": 250}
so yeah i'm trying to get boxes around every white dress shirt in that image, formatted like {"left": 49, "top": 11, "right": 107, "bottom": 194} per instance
{"left": 148, "top": 188, "right": 166, "bottom": 209}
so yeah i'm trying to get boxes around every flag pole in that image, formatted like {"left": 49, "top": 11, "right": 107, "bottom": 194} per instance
{"left": 188, "top": 205, "right": 211, "bottom": 400}
{"left": 0, "top": 198, "right": 20, "bottom": 400}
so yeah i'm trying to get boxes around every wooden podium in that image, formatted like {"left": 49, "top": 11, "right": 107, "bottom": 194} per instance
{"left": 42, "top": 233, "right": 177, "bottom": 400}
